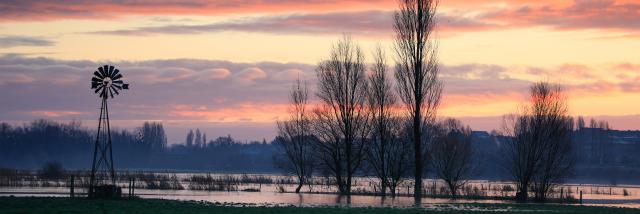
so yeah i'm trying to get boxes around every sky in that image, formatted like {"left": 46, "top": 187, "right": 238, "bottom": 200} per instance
{"left": 1, "top": 0, "right": 639, "bottom": 143}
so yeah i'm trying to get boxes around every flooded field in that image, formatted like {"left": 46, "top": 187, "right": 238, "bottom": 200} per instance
{"left": 2, "top": 172, "right": 640, "bottom": 209}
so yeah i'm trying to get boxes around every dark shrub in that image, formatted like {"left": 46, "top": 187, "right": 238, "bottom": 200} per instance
{"left": 39, "top": 161, "right": 65, "bottom": 179}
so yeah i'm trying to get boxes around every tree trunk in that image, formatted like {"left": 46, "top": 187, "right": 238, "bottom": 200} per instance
{"left": 516, "top": 185, "right": 528, "bottom": 202}
{"left": 346, "top": 173, "right": 352, "bottom": 195}
{"left": 389, "top": 183, "right": 396, "bottom": 198}
{"left": 381, "top": 180, "right": 387, "bottom": 196}
{"left": 534, "top": 185, "right": 546, "bottom": 202}
{"left": 336, "top": 160, "right": 345, "bottom": 194}
{"left": 448, "top": 183, "right": 456, "bottom": 199}
{"left": 346, "top": 134, "right": 352, "bottom": 196}
{"left": 295, "top": 181, "right": 303, "bottom": 193}
{"left": 413, "top": 108, "right": 422, "bottom": 201}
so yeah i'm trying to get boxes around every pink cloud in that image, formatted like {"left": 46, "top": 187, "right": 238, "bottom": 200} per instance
{"left": 2, "top": 0, "right": 639, "bottom": 38}
{"left": 615, "top": 63, "right": 640, "bottom": 71}
{"left": 0, "top": 72, "right": 35, "bottom": 84}
{"left": 235, "top": 67, "right": 267, "bottom": 83}
{"left": 28, "top": 110, "right": 86, "bottom": 117}
{"left": 483, "top": 0, "right": 640, "bottom": 32}
{"left": 271, "top": 68, "right": 311, "bottom": 81}
{"left": 196, "top": 68, "right": 231, "bottom": 81}
{"left": 0, "top": 0, "right": 394, "bottom": 22}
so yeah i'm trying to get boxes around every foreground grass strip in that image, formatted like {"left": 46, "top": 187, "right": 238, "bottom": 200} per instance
{"left": 0, "top": 196, "right": 638, "bottom": 214}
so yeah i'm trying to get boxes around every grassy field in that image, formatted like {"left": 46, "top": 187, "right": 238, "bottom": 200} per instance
{"left": 0, "top": 196, "right": 638, "bottom": 214}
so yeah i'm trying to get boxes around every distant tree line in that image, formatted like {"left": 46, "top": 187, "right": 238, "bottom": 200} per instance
{"left": 0, "top": 120, "right": 275, "bottom": 172}
{"left": 1, "top": 115, "right": 638, "bottom": 199}
{"left": 165, "top": 134, "right": 275, "bottom": 172}
{"left": 0, "top": 120, "right": 157, "bottom": 169}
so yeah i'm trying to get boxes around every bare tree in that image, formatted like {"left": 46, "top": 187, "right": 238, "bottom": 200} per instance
{"left": 393, "top": 0, "right": 442, "bottom": 200}
{"left": 138, "top": 122, "right": 168, "bottom": 153}
{"left": 386, "top": 119, "right": 414, "bottom": 197}
{"left": 366, "top": 46, "right": 412, "bottom": 197}
{"left": 186, "top": 129, "right": 194, "bottom": 147}
{"left": 431, "top": 118, "right": 475, "bottom": 198}
{"left": 312, "top": 36, "right": 370, "bottom": 195}
{"left": 195, "top": 128, "right": 202, "bottom": 148}
{"left": 576, "top": 116, "right": 585, "bottom": 130}
{"left": 502, "top": 82, "right": 574, "bottom": 202}
{"left": 275, "top": 78, "right": 315, "bottom": 193}
{"left": 589, "top": 119, "right": 610, "bottom": 165}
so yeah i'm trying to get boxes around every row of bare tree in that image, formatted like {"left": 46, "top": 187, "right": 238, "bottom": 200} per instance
{"left": 275, "top": 0, "right": 443, "bottom": 199}
{"left": 276, "top": 0, "right": 444, "bottom": 199}
{"left": 275, "top": 0, "right": 575, "bottom": 203}
{"left": 274, "top": 36, "right": 472, "bottom": 197}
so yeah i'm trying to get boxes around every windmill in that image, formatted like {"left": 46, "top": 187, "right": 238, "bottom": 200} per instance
{"left": 89, "top": 65, "right": 129, "bottom": 198}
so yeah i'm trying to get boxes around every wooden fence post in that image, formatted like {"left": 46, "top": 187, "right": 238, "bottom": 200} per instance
{"left": 580, "top": 191, "right": 583, "bottom": 205}
{"left": 70, "top": 175, "right": 74, "bottom": 198}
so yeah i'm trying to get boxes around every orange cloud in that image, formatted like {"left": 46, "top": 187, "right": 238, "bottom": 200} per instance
{"left": 168, "top": 103, "right": 288, "bottom": 123}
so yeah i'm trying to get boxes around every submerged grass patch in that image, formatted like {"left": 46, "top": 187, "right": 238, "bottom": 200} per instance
{"left": 0, "top": 196, "right": 638, "bottom": 214}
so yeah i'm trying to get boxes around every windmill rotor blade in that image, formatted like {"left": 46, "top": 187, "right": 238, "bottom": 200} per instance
{"left": 93, "top": 71, "right": 104, "bottom": 79}
{"left": 113, "top": 80, "right": 123, "bottom": 84}
{"left": 122, "top": 84, "right": 129, "bottom": 89}
{"left": 108, "top": 66, "right": 115, "bottom": 77}
{"left": 109, "top": 87, "right": 114, "bottom": 98}
{"left": 91, "top": 82, "right": 100, "bottom": 89}
{"left": 112, "top": 84, "right": 122, "bottom": 90}
{"left": 94, "top": 85, "right": 104, "bottom": 94}
{"left": 111, "top": 85, "right": 120, "bottom": 95}
{"left": 98, "top": 67, "right": 107, "bottom": 77}
{"left": 91, "top": 77, "right": 103, "bottom": 83}
{"left": 111, "top": 68, "right": 119, "bottom": 78}
{"left": 112, "top": 73, "right": 122, "bottom": 80}
{"left": 103, "top": 65, "right": 110, "bottom": 77}
{"left": 113, "top": 69, "right": 122, "bottom": 78}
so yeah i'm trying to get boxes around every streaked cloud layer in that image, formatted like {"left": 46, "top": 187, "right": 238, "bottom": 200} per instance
{"left": 77, "top": 0, "right": 640, "bottom": 38}
{"left": 1, "top": 54, "right": 639, "bottom": 140}
{"left": 0, "top": 1, "right": 394, "bottom": 21}
{"left": 0, "top": 0, "right": 639, "bottom": 142}
{"left": 0, "top": 36, "right": 54, "bottom": 48}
